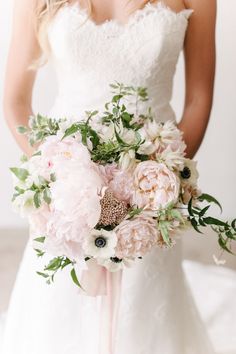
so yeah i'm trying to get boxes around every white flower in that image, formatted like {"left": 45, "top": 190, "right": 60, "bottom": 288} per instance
{"left": 137, "top": 140, "right": 156, "bottom": 155}
{"left": 180, "top": 159, "right": 199, "bottom": 186}
{"left": 97, "top": 256, "right": 134, "bottom": 272}
{"left": 83, "top": 229, "right": 117, "bottom": 258}
{"left": 156, "top": 145, "right": 185, "bottom": 171}
{"left": 90, "top": 117, "right": 115, "bottom": 143}
{"left": 119, "top": 127, "right": 137, "bottom": 145}
{"left": 119, "top": 150, "right": 136, "bottom": 170}
{"left": 12, "top": 190, "right": 35, "bottom": 217}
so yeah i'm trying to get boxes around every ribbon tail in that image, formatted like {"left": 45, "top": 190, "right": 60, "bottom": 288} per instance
{"left": 99, "top": 269, "right": 123, "bottom": 354}
{"left": 80, "top": 259, "right": 123, "bottom": 354}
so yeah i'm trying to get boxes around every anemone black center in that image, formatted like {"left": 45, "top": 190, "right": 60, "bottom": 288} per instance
{"left": 95, "top": 237, "right": 107, "bottom": 248}
{"left": 181, "top": 166, "right": 191, "bottom": 179}
{"left": 110, "top": 257, "right": 123, "bottom": 263}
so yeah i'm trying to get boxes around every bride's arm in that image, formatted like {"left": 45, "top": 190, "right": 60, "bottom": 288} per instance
{"left": 3, "top": 0, "right": 41, "bottom": 156}
{"left": 178, "top": 0, "right": 216, "bottom": 158}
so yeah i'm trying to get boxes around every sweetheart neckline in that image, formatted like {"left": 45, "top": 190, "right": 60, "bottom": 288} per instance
{"left": 63, "top": 1, "right": 194, "bottom": 29}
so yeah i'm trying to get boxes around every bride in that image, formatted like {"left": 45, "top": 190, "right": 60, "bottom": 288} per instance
{"left": 2, "top": 0, "right": 217, "bottom": 353}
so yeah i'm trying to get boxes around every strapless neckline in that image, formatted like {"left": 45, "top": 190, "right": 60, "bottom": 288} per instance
{"left": 63, "top": 1, "right": 194, "bottom": 30}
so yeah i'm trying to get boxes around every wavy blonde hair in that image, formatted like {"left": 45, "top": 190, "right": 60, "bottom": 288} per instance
{"left": 33, "top": 0, "right": 154, "bottom": 68}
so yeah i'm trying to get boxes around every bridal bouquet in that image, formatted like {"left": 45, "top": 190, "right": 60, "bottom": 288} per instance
{"left": 11, "top": 82, "right": 236, "bottom": 287}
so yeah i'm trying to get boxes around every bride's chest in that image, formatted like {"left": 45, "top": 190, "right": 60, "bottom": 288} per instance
{"left": 47, "top": 4, "right": 191, "bottom": 75}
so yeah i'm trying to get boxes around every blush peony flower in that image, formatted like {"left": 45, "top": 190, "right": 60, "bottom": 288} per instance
{"left": 109, "top": 170, "right": 134, "bottom": 203}
{"left": 43, "top": 158, "right": 103, "bottom": 260}
{"left": 97, "top": 163, "right": 118, "bottom": 185}
{"left": 138, "top": 120, "right": 186, "bottom": 170}
{"left": 83, "top": 229, "right": 117, "bottom": 259}
{"left": 132, "top": 161, "right": 180, "bottom": 210}
{"left": 98, "top": 164, "right": 134, "bottom": 203}
{"left": 115, "top": 214, "right": 159, "bottom": 258}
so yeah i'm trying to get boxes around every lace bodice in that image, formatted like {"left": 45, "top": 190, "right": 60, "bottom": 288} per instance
{"left": 47, "top": 2, "right": 193, "bottom": 121}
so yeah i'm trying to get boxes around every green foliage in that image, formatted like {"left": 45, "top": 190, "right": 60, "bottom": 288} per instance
{"left": 10, "top": 167, "right": 29, "bottom": 182}
{"left": 19, "top": 114, "right": 65, "bottom": 146}
{"left": 35, "top": 255, "right": 81, "bottom": 287}
{"left": 187, "top": 194, "right": 236, "bottom": 255}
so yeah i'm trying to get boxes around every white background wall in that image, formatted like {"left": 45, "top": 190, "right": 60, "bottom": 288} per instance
{"left": 0, "top": 0, "right": 236, "bottom": 230}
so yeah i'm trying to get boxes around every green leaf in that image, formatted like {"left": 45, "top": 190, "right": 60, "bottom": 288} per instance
{"left": 198, "top": 193, "right": 222, "bottom": 213}
{"left": 45, "top": 258, "right": 62, "bottom": 271}
{"left": 15, "top": 186, "right": 25, "bottom": 194}
{"left": 70, "top": 268, "right": 83, "bottom": 289}
{"left": 38, "top": 175, "right": 47, "bottom": 185}
{"left": 170, "top": 209, "right": 184, "bottom": 223}
{"left": 34, "top": 248, "right": 45, "bottom": 257}
{"left": 20, "top": 155, "right": 28, "bottom": 163}
{"left": 187, "top": 198, "right": 194, "bottom": 217}
{"left": 34, "top": 236, "right": 46, "bottom": 243}
{"left": 112, "top": 94, "right": 123, "bottom": 103}
{"left": 32, "top": 150, "right": 42, "bottom": 157}
{"left": 203, "top": 217, "right": 228, "bottom": 227}
{"left": 109, "top": 83, "right": 119, "bottom": 89}
{"left": 225, "top": 230, "right": 236, "bottom": 240}
{"left": 128, "top": 207, "right": 143, "bottom": 219}
{"left": 61, "top": 258, "right": 72, "bottom": 270}
{"left": 43, "top": 188, "right": 51, "bottom": 205}
{"left": 34, "top": 191, "right": 41, "bottom": 209}
{"left": 114, "top": 128, "right": 128, "bottom": 147}
{"left": 62, "top": 124, "right": 79, "bottom": 139}
{"left": 231, "top": 219, "right": 236, "bottom": 230}
{"left": 218, "top": 238, "right": 234, "bottom": 254}
{"left": 36, "top": 271, "right": 49, "bottom": 279}
{"left": 17, "top": 126, "right": 28, "bottom": 134}
{"left": 199, "top": 205, "right": 211, "bottom": 217}
{"left": 158, "top": 221, "right": 171, "bottom": 246}
{"left": 190, "top": 218, "right": 203, "bottom": 233}
{"left": 10, "top": 167, "right": 29, "bottom": 182}
{"left": 136, "top": 153, "right": 149, "bottom": 161}
{"left": 198, "top": 218, "right": 206, "bottom": 227}
{"left": 50, "top": 173, "right": 56, "bottom": 182}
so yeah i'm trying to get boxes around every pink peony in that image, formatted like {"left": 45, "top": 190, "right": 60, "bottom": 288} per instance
{"left": 132, "top": 161, "right": 180, "bottom": 210}
{"left": 115, "top": 214, "right": 159, "bottom": 258}
{"left": 98, "top": 163, "right": 134, "bottom": 203}
{"left": 26, "top": 136, "right": 92, "bottom": 183}
{"left": 44, "top": 159, "right": 104, "bottom": 260}
{"left": 109, "top": 170, "right": 134, "bottom": 203}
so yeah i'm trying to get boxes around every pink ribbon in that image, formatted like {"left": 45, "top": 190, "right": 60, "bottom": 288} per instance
{"left": 81, "top": 259, "right": 123, "bottom": 354}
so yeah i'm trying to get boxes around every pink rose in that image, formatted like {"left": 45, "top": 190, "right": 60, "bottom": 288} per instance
{"left": 132, "top": 161, "right": 180, "bottom": 210}
{"left": 115, "top": 215, "right": 159, "bottom": 258}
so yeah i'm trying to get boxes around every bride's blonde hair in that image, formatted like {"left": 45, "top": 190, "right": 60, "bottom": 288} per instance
{"left": 33, "top": 0, "right": 154, "bottom": 68}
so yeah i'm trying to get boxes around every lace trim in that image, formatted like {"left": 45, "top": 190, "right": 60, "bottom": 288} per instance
{"left": 61, "top": 1, "right": 194, "bottom": 30}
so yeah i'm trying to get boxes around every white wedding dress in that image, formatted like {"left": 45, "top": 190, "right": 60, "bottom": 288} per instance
{"left": 2, "top": 2, "right": 217, "bottom": 354}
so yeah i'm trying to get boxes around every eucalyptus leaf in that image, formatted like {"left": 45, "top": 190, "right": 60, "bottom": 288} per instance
{"left": 71, "top": 268, "right": 83, "bottom": 289}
